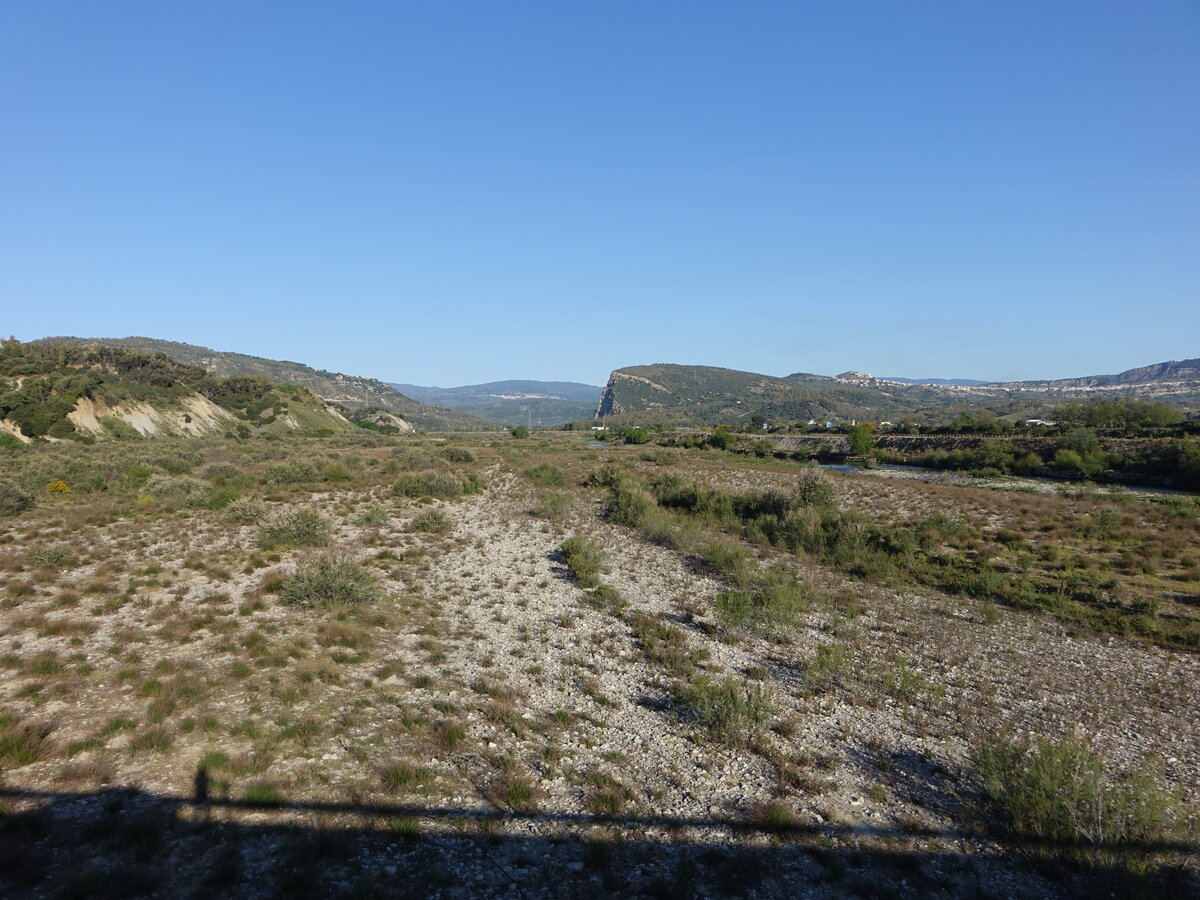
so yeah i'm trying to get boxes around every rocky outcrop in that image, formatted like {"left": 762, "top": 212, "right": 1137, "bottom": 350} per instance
{"left": 594, "top": 383, "right": 623, "bottom": 418}
{"left": 354, "top": 410, "right": 415, "bottom": 434}
{"left": 68, "top": 394, "right": 239, "bottom": 438}
{"left": 0, "top": 419, "right": 32, "bottom": 444}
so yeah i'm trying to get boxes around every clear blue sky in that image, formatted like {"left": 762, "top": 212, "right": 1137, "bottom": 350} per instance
{"left": 3, "top": 1, "right": 1196, "bottom": 386}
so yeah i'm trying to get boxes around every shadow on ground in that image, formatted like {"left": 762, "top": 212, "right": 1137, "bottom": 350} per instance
{"left": 2, "top": 785, "right": 1197, "bottom": 899}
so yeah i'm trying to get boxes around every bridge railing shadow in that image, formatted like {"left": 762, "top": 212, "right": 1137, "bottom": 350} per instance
{"left": 1, "top": 784, "right": 1196, "bottom": 898}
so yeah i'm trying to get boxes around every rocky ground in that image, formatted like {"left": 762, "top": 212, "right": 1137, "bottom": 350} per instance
{"left": 0, "top": 437, "right": 1196, "bottom": 897}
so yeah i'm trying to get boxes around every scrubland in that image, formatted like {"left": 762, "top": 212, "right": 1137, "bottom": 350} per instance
{"left": 0, "top": 432, "right": 1196, "bottom": 898}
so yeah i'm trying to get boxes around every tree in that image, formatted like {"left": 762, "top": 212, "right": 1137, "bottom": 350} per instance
{"left": 847, "top": 424, "right": 876, "bottom": 455}
{"left": 707, "top": 426, "right": 737, "bottom": 451}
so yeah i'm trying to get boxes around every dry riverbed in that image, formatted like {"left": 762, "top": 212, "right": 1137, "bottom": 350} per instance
{"left": 0, "top": 436, "right": 1196, "bottom": 897}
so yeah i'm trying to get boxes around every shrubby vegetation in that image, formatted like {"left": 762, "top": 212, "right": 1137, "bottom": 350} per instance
{"left": 968, "top": 734, "right": 1184, "bottom": 863}
{"left": 284, "top": 551, "right": 380, "bottom": 608}
{"left": 257, "top": 508, "right": 333, "bottom": 549}
{"left": 592, "top": 460, "right": 1199, "bottom": 649}
{"left": 0, "top": 481, "right": 35, "bottom": 517}
{"left": 522, "top": 462, "right": 568, "bottom": 487}
{"left": 558, "top": 535, "right": 604, "bottom": 589}
{"left": 392, "top": 470, "right": 483, "bottom": 499}
{"left": 674, "top": 675, "right": 771, "bottom": 744}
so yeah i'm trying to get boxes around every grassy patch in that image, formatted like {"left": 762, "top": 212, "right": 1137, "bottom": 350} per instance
{"left": 0, "top": 712, "right": 51, "bottom": 767}
{"left": 968, "top": 734, "right": 1185, "bottom": 863}
{"left": 393, "top": 470, "right": 482, "bottom": 500}
{"left": 257, "top": 508, "right": 333, "bottom": 549}
{"left": 523, "top": 463, "right": 568, "bottom": 487}
{"left": 284, "top": 552, "right": 381, "bottom": 608}
{"left": 674, "top": 675, "right": 771, "bottom": 744}
{"left": 407, "top": 508, "right": 451, "bottom": 534}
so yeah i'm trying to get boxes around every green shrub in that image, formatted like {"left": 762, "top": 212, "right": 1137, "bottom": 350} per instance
{"left": 523, "top": 462, "right": 568, "bottom": 487}
{"left": 585, "top": 461, "right": 628, "bottom": 488}
{"left": 392, "top": 470, "right": 482, "bottom": 499}
{"left": 589, "top": 583, "right": 625, "bottom": 612}
{"left": 353, "top": 504, "right": 391, "bottom": 526}
{"left": 188, "top": 484, "right": 238, "bottom": 510}
{"left": 531, "top": 490, "right": 571, "bottom": 520}
{"left": 559, "top": 535, "right": 605, "bottom": 589}
{"left": 284, "top": 551, "right": 381, "bottom": 608}
{"left": 0, "top": 712, "right": 51, "bottom": 766}
{"left": 257, "top": 508, "right": 333, "bottom": 549}
{"left": 792, "top": 469, "right": 837, "bottom": 511}
{"left": 407, "top": 508, "right": 451, "bottom": 534}
{"left": 847, "top": 424, "right": 876, "bottom": 454}
{"left": 26, "top": 546, "right": 77, "bottom": 570}
{"left": 968, "top": 734, "right": 1180, "bottom": 860}
{"left": 243, "top": 781, "right": 283, "bottom": 806}
{"left": 0, "top": 482, "right": 36, "bottom": 517}
{"left": 440, "top": 447, "right": 475, "bottom": 463}
{"left": 755, "top": 803, "right": 797, "bottom": 833}
{"left": 699, "top": 540, "right": 755, "bottom": 587}
{"left": 675, "top": 675, "right": 771, "bottom": 744}
{"left": 715, "top": 566, "right": 809, "bottom": 634}
{"left": 607, "top": 483, "right": 657, "bottom": 527}
{"left": 707, "top": 427, "right": 737, "bottom": 451}
{"left": 141, "top": 474, "right": 210, "bottom": 506}
{"left": 125, "top": 465, "right": 154, "bottom": 486}
{"left": 617, "top": 426, "right": 649, "bottom": 445}
{"left": 806, "top": 642, "right": 848, "bottom": 689}
{"left": 322, "top": 462, "right": 353, "bottom": 483}
{"left": 503, "top": 777, "right": 536, "bottom": 810}
{"left": 380, "top": 761, "right": 432, "bottom": 792}
{"left": 225, "top": 496, "right": 267, "bottom": 525}
{"left": 261, "top": 459, "right": 321, "bottom": 484}
{"left": 1054, "top": 449, "right": 1084, "bottom": 472}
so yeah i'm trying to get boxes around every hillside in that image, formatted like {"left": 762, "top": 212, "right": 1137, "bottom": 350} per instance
{"left": 594, "top": 359, "right": 1200, "bottom": 426}
{"left": 392, "top": 380, "right": 602, "bottom": 428}
{"left": 592, "top": 364, "right": 996, "bottom": 426}
{"left": 0, "top": 339, "right": 355, "bottom": 441}
{"left": 41, "top": 337, "right": 501, "bottom": 432}
{"left": 993, "top": 358, "right": 1200, "bottom": 397}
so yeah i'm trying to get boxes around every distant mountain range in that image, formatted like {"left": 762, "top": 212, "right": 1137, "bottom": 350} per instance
{"left": 391, "top": 380, "right": 602, "bottom": 428}
{"left": 25, "top": 336, "right": 1197, "bottom": 432}
{"left": 593, "top": 359, "right": 1200, "bottom": 426}
{"left": 40, "top": 337, "right": 500, "bottom": 431}
{"left": 882, "top": 376, "right": 989, "bottom": 386}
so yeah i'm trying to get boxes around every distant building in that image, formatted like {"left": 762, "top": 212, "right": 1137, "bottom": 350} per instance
{"left": 1025, "top": 419, "right": 1055, "bottom": 427}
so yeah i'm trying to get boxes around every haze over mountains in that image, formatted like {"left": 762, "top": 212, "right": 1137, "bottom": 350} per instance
{"left": 391, "top": 381, "right": 602, "bottom": 428}
{"left": 882, "top": 377, "right": 989, "bottom": 387}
